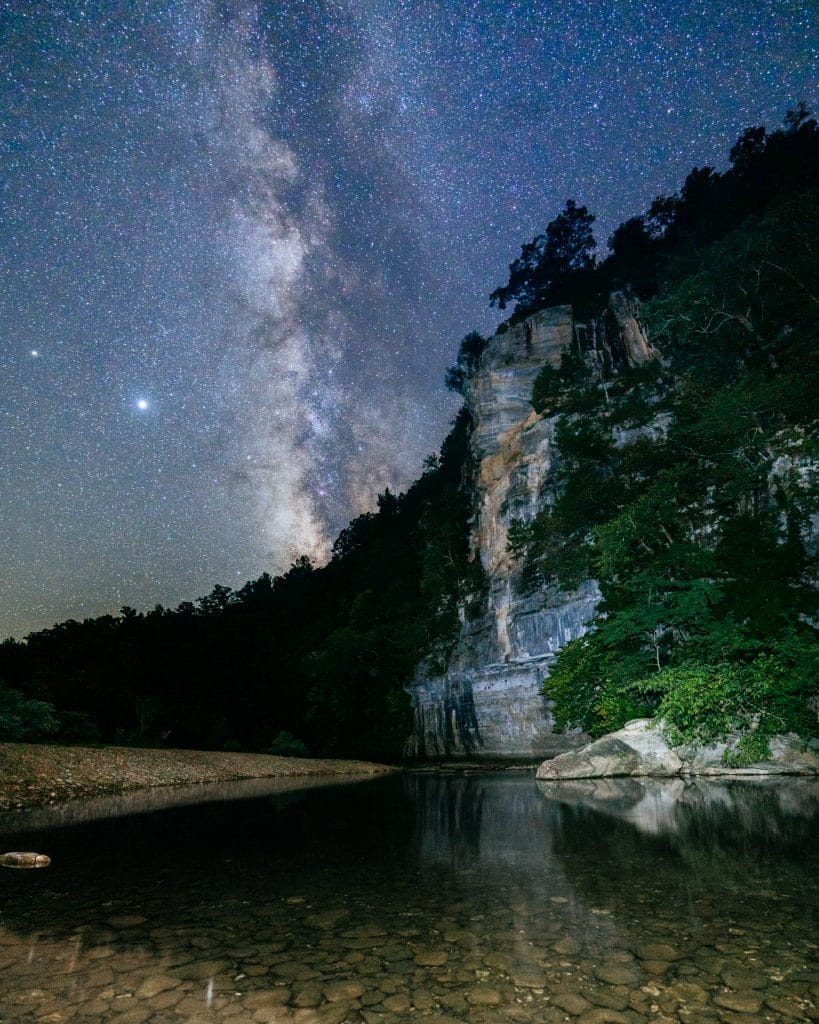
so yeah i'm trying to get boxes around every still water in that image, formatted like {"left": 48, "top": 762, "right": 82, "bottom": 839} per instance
{"left": 1, "top": 772, "right": 817, "bottom": 1023}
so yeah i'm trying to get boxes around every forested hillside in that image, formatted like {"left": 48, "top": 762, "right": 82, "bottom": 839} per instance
{"left": 2, "top": 107, "right": 816, "bottom": 763}
{"left": 505, "top": 110, "right": 819, "bottom": 763}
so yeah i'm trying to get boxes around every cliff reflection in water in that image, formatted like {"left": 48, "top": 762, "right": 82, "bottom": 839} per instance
{"left": 407, "top": 772, "right": 563, "bottom": 876}
{"left": 538, "top": 776, "right": 819, "bottom": 923}
{"left": 538, "top": 774, "right": 819, "bottom": 850}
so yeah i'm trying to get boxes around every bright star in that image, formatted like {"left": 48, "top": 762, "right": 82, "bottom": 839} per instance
{"left": 136, "top": 399, "right": 149, "bottom": 411}
{"left": 30, "top": 349, "right": 39, "bottom": 357}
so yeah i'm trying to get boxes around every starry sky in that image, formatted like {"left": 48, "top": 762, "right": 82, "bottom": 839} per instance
{"left": 1, "top": 0, "right": 816, "bottom": 639}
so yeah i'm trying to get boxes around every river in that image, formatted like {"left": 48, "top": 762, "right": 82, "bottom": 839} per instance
{"left": 1, "top": 772, "right": 817, "bottom": 1022}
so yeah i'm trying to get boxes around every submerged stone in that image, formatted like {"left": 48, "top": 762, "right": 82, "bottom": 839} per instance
{"left": 0, "top": 851, "right": 51, "bottom": 869}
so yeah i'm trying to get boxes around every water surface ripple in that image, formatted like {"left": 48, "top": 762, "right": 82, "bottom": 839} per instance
{"left": 1, "top": 772, "right": 817, "bottom": 1023}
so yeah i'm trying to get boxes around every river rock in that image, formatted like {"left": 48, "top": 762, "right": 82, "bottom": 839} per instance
{"left": 537, "top": 720, "right": 819, "bottom": 779}
{"left": 414, "top": 949, "right": 449, "bottom": 966}
{"left": 322, "top": 979, "right": 365, "bottom": 1002}
{"left": 550, "top": 991, "right": 592, "bottom": 1014}
{"left": 467, "top": 985, "right": 504, "bottom": 1005}
{"left": 575, "top": 1010, "right": 630, "bottom": 1024}
{"left": 133, "top": 975, "right": 179, "bottom": 998}
{"left": 0, "top": 851, "right": 51, "bottom": 869}
{"left": 510, "top": 966, "right": 547, "bottom": 988}
{"left": 593, "top": 963, "right": 639, "bottom": 986}
{"left": 634, "top": 943, "right": 681, "bottom": 962}
{"left": 382, "top": 993, "right": 412, "bottom": 1012}
{"left": 713, "top": 990, "right": 764, "bottom": 1013}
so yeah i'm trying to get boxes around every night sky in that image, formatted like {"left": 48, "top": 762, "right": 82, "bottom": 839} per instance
{"left": 1, "top": 1, "right": 816, "bottom": 639}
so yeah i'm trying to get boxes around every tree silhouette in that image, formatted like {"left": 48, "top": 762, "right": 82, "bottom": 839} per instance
{"left": 490, "top": 199, "right": 596, "bottom": 312}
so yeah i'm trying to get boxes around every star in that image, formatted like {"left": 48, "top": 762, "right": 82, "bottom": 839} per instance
{"left": 1, "top": 0, "right": 815, "bottom": 637}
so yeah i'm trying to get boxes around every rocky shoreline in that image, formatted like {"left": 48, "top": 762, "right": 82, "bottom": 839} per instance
{"left": 0, "top": 742, "right": 395, "bottom": 812}
{"left": 536, "top": 719, "right": 819, "bottom": 780}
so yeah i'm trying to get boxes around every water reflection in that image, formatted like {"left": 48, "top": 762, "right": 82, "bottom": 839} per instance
{"left": 0, "top": 772, "right": 381, "bottom": 835}
{"left": 537, "top": 775, "right": 819, "bottom": 840}
{"left": 0, "top": 773, "right": 816, "bottom": 1023}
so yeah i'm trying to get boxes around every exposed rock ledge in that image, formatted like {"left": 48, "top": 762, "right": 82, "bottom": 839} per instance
{"left": 535, "top": 719, "right": 819, "bottom": 779}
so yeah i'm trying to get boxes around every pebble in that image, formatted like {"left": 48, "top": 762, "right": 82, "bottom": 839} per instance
{"left": 414, "top": 949, "right": 448, "bottom": 966}
{"left": 720, "top": 962, "right": 767, "bottom": 990}
{"left": 593, "top": 964, "right": 639, "bottom": 986}
{"left": 484, "top": 951, "right": 514, "bottom": 971}
{"left": 242, "top": 989, "right": 292, "bottom": 1008}
{"left": 553, "top": 936, "right": 582, "bottom": 955}
{"left": 467, "top": 985, "right": 504, "bottom": 1005}
{"left": 574, "top": 1010, "right": 631, "bottom": 1024}
{"left": 412, "top": 987, "right": 436, "bottom": 1009}
{"left": 105, "top": 915, "right": 146, "bottom": 928}
{"left": 293, "top": 983, "right": 323, "bottom": 1007}
{"left": 322, "top": 979, "right": 366, "bottom": 1002}
{"left": 0, "top": 852, "right": 51, "bottom": 869}
{"left": 550, "top": 991, "right": 593, "bottom": 1014}
{"left": 713, "top": 990, "right": 764, "bottom": 1013}
{"left": 634, "top": 943, "right": 680, "bottom": 962}
{"left": 133, "top": 975, "right": 178, "bottom": 998}
{"left": 382, "top": 992, "right": 412, "bottom": 1012}
{"left": 764, "top": 994, "right": 808, "bottom": 1018}
{"left": 583, "top": 986, "right": 630, "bottom": 1011}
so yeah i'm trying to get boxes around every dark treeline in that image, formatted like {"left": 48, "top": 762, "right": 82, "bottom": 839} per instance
{"left": 2, "top": 106, "right": 817, "bottom": 762}
{"left": 488, "top": 100, "right": 819, "bottom": 321}
{"left": 0, "top": 411, "right": 482, "bottom": 760}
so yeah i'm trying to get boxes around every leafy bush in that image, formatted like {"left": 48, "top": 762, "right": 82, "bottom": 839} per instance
{"left": 542, "top": 635, "right": 653, "bottom": 738}
{"left": 632, "top": 642, "right": 818, "bottom": 764}
{"left": 0, "top": 685, "right": 59, "bottom": 741}
{"left": 264, "top": 730, "right": 310, "bottom": 758}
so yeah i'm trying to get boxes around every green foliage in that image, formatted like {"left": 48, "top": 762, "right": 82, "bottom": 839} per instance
{"left": 542, "top": 635, "right": 653, "bottom": 738}
{"left": 531, "top": 178, "right": 819, "bottom": 757}
{"left": 531, "top": 348, "right": 593, "bottom": 415}
{"left": 445, "top": 331, "right": 487, "bottom": 394}
{"left": 531, "top": 362, "right": 562, "bottom": 415}
{"left": 628, "top": 638, "right": 818, "bottom": 763}
{"left": 264, "top": 730, "right": 309, "bottom": 758}
{"left": 0, "top": 684, "right": 58, "bottom": 741}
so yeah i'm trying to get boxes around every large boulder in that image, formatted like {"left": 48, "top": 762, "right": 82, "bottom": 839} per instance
{"left": 536, "top": 719, "right": 819, "bottom": 779}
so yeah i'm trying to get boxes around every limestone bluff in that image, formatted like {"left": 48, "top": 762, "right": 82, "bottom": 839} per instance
{"left": 406, "top": 296, "right": 654, "bottom": 760}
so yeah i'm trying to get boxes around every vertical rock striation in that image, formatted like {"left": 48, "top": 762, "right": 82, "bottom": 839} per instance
{"left": 407, "top": 306, "right": 602, "bottom": 760}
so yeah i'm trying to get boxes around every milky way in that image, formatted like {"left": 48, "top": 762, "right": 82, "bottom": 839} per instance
{"left": 0, "top": 0, "right": 816, "bottom": 637}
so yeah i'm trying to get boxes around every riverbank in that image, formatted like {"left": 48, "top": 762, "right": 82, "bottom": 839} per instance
{"left": 0, "top": 742, "right": 396, "bottom": 811}
{"left": 536, "top": 719, "right": 819, "bottom": 780}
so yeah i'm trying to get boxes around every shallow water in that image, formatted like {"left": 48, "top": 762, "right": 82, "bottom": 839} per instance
{"left": 1, "top": 772, "right": 817, "bottom": 1023}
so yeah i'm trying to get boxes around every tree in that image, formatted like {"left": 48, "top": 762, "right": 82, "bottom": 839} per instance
{"left": 445, "top": 332, "right": 487, "bottom": 394}
{"left": 490, "top": 200, "right": 596, "bottom": 312}
{"left": 0, "top": 684, "right": 58, "bottom": 741}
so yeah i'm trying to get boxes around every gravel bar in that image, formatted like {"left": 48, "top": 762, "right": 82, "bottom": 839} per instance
{"left": 0, "top": 742, "right": 396, "bottom": 811}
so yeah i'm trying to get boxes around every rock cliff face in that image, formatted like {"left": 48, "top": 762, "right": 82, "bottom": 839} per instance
{"left": 407, "top": 306, "right": 595, "bottom": 759}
